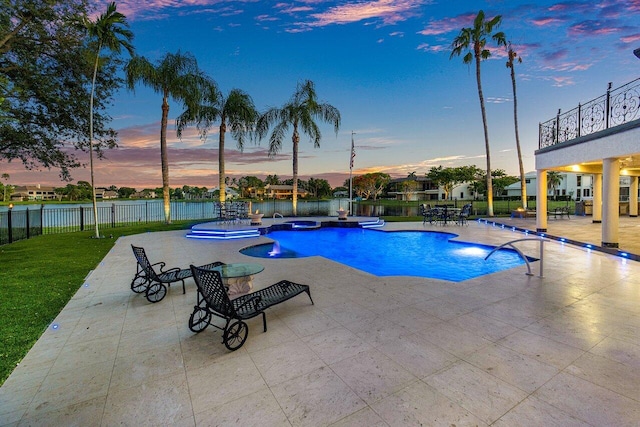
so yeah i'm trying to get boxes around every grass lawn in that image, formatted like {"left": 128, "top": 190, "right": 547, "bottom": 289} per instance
{"left": 0, "top": 221, "right": 196, "bottom": 386}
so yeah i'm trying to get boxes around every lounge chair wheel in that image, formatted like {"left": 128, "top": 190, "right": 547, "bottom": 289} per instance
{"left": 223, "top": 320, "right": 248, "bottom": 351}
{"left": 189, "top": 307, "right": 211, "bottom": 332}
{"left": 131, "top": 276, "right": 148, "bottom": 293}
{"left": 146, "top": 282, "right": 167, "bottom": 303}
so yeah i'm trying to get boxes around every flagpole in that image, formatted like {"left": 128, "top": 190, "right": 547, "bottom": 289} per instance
{"left": 349, "top": 131, "right": 355, "bottom": 216}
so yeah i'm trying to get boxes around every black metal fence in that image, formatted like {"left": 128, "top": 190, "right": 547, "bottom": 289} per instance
{"left": 539, "top": 77, "right": 640, "bottom": 148}
{"left": 0, "top": 199, "right": 355, "bottom": 245}
{"left": 0, "top": 198, "right": 578, "bottom": 246}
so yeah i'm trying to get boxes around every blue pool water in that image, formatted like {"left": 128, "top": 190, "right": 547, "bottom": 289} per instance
{"left": 241, "top": 228, "right": 529, "bottom": 282}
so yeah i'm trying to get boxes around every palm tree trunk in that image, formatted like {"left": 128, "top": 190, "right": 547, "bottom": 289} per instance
{"left": 292, "top": 128, "right": 299, "bottom": 216}
{"left": 219, "top": 121, "right": 226, "bottom": 204}
{"left": 475, "top": 50, "right": 493, "bottom": 216}
{"left": 160, "top": 92, "right": 171, "bottom": 224}
{"left": 89, "top": 44, "right": 101, "bottom": 238}
{"left": 510, "top": 64, "right": 526, "bottom": 209}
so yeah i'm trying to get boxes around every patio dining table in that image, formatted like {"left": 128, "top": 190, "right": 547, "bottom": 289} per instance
{"left": 434, "top": 206, "right": 461, "bottom": 225}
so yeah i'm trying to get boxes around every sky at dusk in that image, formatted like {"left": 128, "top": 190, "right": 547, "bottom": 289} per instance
{"left": 5, "top": 0, "right": 640, "bottom": 190}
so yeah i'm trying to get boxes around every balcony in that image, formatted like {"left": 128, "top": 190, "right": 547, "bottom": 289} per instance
{"left": 539, "top": 77, "right": 640, "bottom": 149}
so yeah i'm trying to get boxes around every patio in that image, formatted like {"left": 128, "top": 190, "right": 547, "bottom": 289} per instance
{"left": 1, "top": 219, "right": 639, "bottom": 426}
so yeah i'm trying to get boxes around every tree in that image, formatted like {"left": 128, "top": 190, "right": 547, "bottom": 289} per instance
{"left": 117, "top": 186, "right": 136, "bottom": 198}
{"left": 307, "top": 177, "right": 332, "bottom": 198}
{"left": 547, "top": 171, "right": 563, "bottom": 200}
{"left": 256, "top": 80, "right": 341, "bottom": 215}
{"left": 506, "top": 42, "right": 526, "bottom": 208}
{"left": 427, "top": 165, "right": 481, "bottom": 200}
{"left": 353, "top": 172, "right": 390, "bottom": 200}
{"left": 1, "top": 172, "right": 8, "bottom": 202}
{"left": 1, "top": 1, "right": 121, "bottom": 180}
{"left": 491, "top": 170, "right": 518, "bottom": 197}
{"left": 84, "top": 2, "right": 133, "bottom": 238}
{"left": 125, "top": 51, "right": 206, "bottom": 223}
{"left": 265, "top": 174, "right": 280, "bottom": 185}
{"left": 450, "top": 10, "right": 506, "bottom": 216}
{"left": 177, "top": 83, "right": 258, "bottom": 204}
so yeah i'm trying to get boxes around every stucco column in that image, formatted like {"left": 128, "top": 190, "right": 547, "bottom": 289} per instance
{"left": 536, "top": 169, "right": 547, "bottom": 232}
{"left": 630, "top": 176, "right": 638, "bottom": 217}
{"left": 593, "top": 173, "right": 602, "bottom": 223}
{"left": 602, "top": 158, "right": 619, "bottom": 248}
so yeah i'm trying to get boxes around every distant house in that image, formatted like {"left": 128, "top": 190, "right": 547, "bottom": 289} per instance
{"left": 11, "top": 184, "right": 57, "bottom": 201}
{"left": 505, "top": 171, "right": 595, "bottom": 200}
{"left": 207, "top": 187, "right": 239, "bottom": 199}
{"left": 103, "top": 190, "right": 118, "bottom": 199}
{"left": 386, "top": 177, "right": 476, "bottom": 201}
{"left": 131, "top": 191, "right": 155, "bottom": 199}
{"left": 264, "top": 184, "right": 307, "bottom": 199}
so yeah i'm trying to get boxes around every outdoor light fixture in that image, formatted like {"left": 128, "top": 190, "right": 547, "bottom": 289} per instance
{"left": 635, "top": 47, "right": 640, "bottom": 59}
{"left": 8, "top": 203, "right": 13, "bottom": 209}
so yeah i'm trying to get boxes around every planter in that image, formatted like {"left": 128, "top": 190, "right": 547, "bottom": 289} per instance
{"left": 249, "top": 213, "right": 264, "bottom": 225}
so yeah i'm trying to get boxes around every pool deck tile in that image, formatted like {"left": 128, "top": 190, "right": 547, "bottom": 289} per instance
{"left": 2, "top": 218, "right": 640, "bottom": 426}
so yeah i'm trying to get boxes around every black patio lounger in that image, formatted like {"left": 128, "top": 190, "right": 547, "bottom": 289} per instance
{"left": 130, "top": 245, "right": 224, "bottom": 303}
{"left": 188, "top": 265, "right": 314, "bottom": 351}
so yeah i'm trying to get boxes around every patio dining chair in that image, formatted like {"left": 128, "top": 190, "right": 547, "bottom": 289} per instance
{"left": 130, "top": 245, "right": 224, "bottom": 303}
{"left": 188, "top": 265, "right": 313, "bottom": 350}
{"left": 456, "top": 203, "right": 472, "bottom": 226}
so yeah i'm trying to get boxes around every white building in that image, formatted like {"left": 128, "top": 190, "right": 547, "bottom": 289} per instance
{"left": 505, "top": 171, "right": 636, "bottom": 202}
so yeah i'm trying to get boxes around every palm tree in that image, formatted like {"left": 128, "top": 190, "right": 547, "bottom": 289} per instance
{"left": 125, "top": 51, "right": 206, "bottom": 223}
{"left": 2, "top": 173, "right": 9, "bottom": 202}
{"left": 547, "top": 171, "right": 563, "bottom": 200}
{"left": 84, "top": 2, "right": 133, "bottom": 238}
{"left": 506, "top": 42, "right": 526, "bottom": 209}
{"left": 450, "top": 10, "right": 506, "bottom": 217}
{"left": 176, "top": 82, "right": 258, "bottom": 204}
{"left": 256, "top": 80, "right": 340, "bottom": 215}
{"left": 265, "top": 174, "right": 280, "bottom": 185}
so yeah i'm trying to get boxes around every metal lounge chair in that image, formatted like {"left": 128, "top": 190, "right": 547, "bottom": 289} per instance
{"left": 130, "top": 245, "right": 224, "bottom": 303}
{"left": 188, "top": 265, "right": 314, "bottom": 351}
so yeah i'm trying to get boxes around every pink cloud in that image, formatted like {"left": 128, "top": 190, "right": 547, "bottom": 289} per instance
{"left": 621, "top": 33, "right": 640, "bottom": 43}
{"left": 418, "top": 13, "right": 476, "bottom": 36}
{"left": 569, "top": 20, "right": 625, "bottom": 37}
{"left": 104, "top": 0, "right": 258, "bottom": 22}
{"left": 416, "top": 43, "right": 448, "bottom": 53}
{"left": 305, "top": 0, "right": 429, "bottom": 27}
{"left": 531, "top": 17, "right": 567, "bottom": 26}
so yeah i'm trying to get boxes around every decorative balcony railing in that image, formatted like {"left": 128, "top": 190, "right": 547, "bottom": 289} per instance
{"left": 539, "top": 77, "right": 640, "bottom": 149}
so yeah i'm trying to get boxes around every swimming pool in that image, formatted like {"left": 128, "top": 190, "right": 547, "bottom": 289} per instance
{"left": 241, "top": 228, "right": 530, "bottom": 282}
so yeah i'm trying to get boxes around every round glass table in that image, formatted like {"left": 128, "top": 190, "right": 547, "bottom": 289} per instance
{"left": 210, "top": 263, "right": 264, "bottom": 297}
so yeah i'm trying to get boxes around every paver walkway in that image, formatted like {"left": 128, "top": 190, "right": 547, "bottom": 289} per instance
{"left": 1, "top": 219, "right": 639, "bottom": 426}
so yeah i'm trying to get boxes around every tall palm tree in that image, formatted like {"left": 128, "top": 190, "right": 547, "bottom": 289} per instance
{"left": 506, "top": 42, "right": 526, "bottom": 209}
{"left": 2, "top": 173, "right": 9, "bottom": 202}
{"left": 176, "top": 82, "right": 258, "bottom": 204}
{"left": 256, "top": 80, "right": 340, "bottom": 215}
{"left": 125, "top": 51, "right": 205, "bottom": 223}
{"left": 450, "top": 10, "right": 506, "bottom": 217}
{"left": 547, "top": 171, "right": 563, "bottom": 200}
{"left": 84, "top": 2, "right": 133, "bottom": 238}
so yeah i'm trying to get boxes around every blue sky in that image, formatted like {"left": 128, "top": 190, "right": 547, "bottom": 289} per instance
{"left": 9, "top": 0, "right": 640, "bottom": 189}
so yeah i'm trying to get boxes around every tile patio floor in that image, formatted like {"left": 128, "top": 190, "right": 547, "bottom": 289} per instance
{"left": 1, "top": 218, "right": 639, "bottom": 426}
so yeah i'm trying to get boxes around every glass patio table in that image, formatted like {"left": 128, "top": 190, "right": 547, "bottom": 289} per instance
{"left": 209, "top": 263, "right": 264, "bottom": 297}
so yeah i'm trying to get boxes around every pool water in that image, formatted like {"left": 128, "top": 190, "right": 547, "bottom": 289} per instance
{"left": 241, "top": 228, "right": 529, "bottom": 282}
